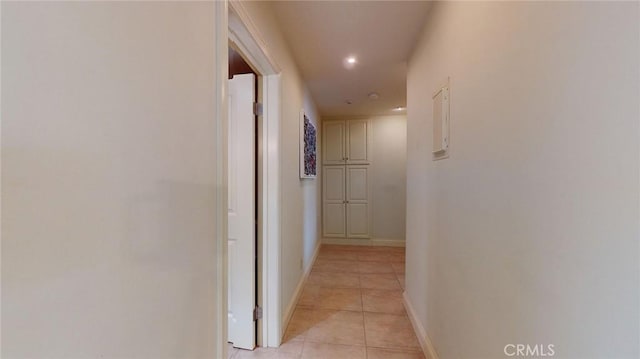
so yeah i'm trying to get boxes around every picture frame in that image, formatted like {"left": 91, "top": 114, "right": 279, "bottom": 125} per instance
{"left": 299, "top": 109, "right": 317, "bottom": 179}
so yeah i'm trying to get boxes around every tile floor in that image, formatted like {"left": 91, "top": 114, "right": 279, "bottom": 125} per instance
{"left": 228, "top": 244, "right": 424, "bottom": 359}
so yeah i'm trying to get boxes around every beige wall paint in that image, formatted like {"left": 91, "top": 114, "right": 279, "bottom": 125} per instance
{"left": 406, "top": 2, "right": 639, "bottom": 358}
{"left": 239, "top": 1, "right": 321, "bottom": 325}
{"left": 370, "top": 115, "right": 407, "bottom": 240}
{"left": 2, "top": 2, "right": 219, "bottom": 357}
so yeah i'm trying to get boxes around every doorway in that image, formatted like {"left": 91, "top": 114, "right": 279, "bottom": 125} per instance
{"left": 227, "top": 46, "right": 258, "bottom": 350}
{"left": 216, "top": 2, "right": 284, "bottom": 357}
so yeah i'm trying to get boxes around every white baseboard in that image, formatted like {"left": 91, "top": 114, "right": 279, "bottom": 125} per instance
{"left": 281, "top": 240, "right": 321, "bottom": 340}
{"left": 403, "top": 292, "right": 440, "bottom": 359}
{"left": 321, "top": 237, "right": 405, "bottom": 247}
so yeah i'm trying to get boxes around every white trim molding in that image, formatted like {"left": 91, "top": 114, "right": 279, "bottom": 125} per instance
{"left": 228, "top": 0, "right": 283, "bottom": 349}
{"left": 262, "top": 73, "right": 282, "bottom": 347}
{"left": 403, "top": 292, "right": 440, "bottom": 359}
{"left": 281, "top": 241, "right": 321, "bottom": 335}
{"left": 228, "top": 1, "right": 280, "bottom": 74}
{"left": 213, "top": 1, "right": 229, "bottom": 358}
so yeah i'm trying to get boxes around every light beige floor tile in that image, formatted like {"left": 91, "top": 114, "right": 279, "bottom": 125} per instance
{"left": 283, "top": 330, "right": 305, "bottom": 343}
{"left": 390, "top": 253, "right": 406, "bottom": 263}
{"left": 321, "top": 244, "right": 368, "bottom": 252}
{"left": 359, "top": 273, "right": 402, "bottom": 290}
{"left": 313, "top": 259, "right": 360, "bottom": 273}
{"left": 388, "top": 246, "right": 407, "bottom": 254}
{"left": 316, "top": 287, "right": 362, "bottom": 311}
{"left": 357, "top": 252, "right": 390, "bottom": 262}
{"left": 364, "top": 312, "right": 421, "bottom": 350}
{"left": 362, "top": 289, "right": 406, "bottom": 315}
{"left": 307, "top": 272, "right": 359, "bottom": 288}
{"left": 299, "top": 285, "right": 362, "bottom": 311}
{"left": 305, "top": 309, "right": 366, "bottom": 346}
{"left": 367, "top": 347, "right": 425, "bottom": 359}
{"left": 228, "top": 343, "right": 240, "bottom": 358}
{"left": 317, "top": 250, "right": 359, "bottom": 261}
{"left": 235, "top": 347, "right": 300, "bottom": 359}
{"left": 278, "top": 340, "right": 305, "bottom": 355}
{"left": 357, "top": 261, "right": 394, "bottom": 274}
{"left": 301, "top": 342, "right": 366, "bottom": 359}
{"left": 297, "top": 285, "right": 321, "bottom": 308}
{"left": 396, "top": 273, "right": 406, "bottom": 289}
{"left": 391, "top": 262, "right": 406, "bottom": 274}
{"left": 364, "top": 246, "right": 405, "bottom": 253}
{"left": 284, "top": 307, "right": 319, "bottom": 341}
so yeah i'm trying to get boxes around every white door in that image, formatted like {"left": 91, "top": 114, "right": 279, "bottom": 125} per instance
{"left": 228, "top": 73, "right": 256, "bottom": 350}
{"left": 346, "top": 120, "right": 370, "bottom": 164}
{"left": 323, "top": 121, "right": 346, "bottom": 165}
{"left": 346, "top": 166, "right": 370, "bottom": 238}
{"left": 323, "top": 166, "right": 346, "bottom": 237}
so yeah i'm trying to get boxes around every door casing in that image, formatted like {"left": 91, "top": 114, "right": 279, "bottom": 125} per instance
{"left": 214, "top": 1, "right": 283, "bottom": 358}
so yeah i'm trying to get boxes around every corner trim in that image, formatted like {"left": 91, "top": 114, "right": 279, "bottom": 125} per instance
{"left": 213, "top": 1, "right": 229, "bottom": 358}
{"left": 228, "top": 0, "right": 281, "bottom": 74}
{"left": 403, "top": 292, "right": 440, "bottom": 359}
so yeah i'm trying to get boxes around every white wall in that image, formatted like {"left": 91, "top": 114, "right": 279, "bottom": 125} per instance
{"left": 239, "top": 1, "right": 322, "bottom": 326}
{"left": 406, "top": 2, "right": 639, "bottom": 359}
{"left": 2, "top": 2, "right": 220, "bottom": 358}
{"left": 370, "top": 116, "right": 407, "bottom": 241}
{"left": 303, "top": 88, "right": 323, "bottom": 263}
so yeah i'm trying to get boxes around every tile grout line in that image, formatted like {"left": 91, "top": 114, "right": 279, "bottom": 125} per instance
{"left": 361, "top": 286, "right": 369, "bottom": 359}
{"left": 297, "top": 246, "right": 409, "bottom": 359}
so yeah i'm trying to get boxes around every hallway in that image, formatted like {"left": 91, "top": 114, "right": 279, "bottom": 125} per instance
{"left": 3, "top": 1, "right": 638, "bottom": 358}
{"left": 229, "top": 245, "right": 423, "bottom": 359}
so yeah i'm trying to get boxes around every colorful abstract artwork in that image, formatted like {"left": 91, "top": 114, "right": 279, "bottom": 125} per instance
{"left": 300, "top": 113, "right": 317, "bottom": 178}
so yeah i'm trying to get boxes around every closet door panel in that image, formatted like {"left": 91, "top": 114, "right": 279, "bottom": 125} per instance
{"left": 346, "top": 203, "right": 369, "bottom": 238}
{"left": 346, "top": 120, "right": 370, "bottom": 164}
{"left": 346, "top": 165, "right": 370, "bottom": 238}
{"left": 323, "top": 166, "right": 346, "bottom": 237}
{"left": 324, "top": 203, "right": 346, "bottom": 237}
{"left": 323, "top": 121, "right": 346, "bottom": 165}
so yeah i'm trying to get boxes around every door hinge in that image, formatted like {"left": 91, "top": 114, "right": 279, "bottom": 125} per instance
{"left": 253, "top": 102, "right": 263, "bottom": 116}
{"left": 253, "top": 306, "right": 263, "bottom": 321}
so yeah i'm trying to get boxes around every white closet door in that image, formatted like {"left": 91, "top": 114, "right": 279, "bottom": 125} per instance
{"left": 346, "top": 166, "right": 370, "bottom": 238}
{"left": 227, "top": 74, "right": 256, "bottom": 349}
{"left": 346, "top": 120, "right": 370, "bottom": 164}
{"left": 322, "top": 121, "right": 346, "bottom": 165}
{"left": 323, "top": 166, "right": 346, "bottom": 237}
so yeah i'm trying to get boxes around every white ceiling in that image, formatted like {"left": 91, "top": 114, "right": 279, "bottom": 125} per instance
{"left": 271, "top": 1, "right": 432, "bottom": 118}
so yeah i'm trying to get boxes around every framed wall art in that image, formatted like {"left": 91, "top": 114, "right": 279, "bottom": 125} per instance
{"left": 299, "top": 109, "right": 317, "bottom": 179}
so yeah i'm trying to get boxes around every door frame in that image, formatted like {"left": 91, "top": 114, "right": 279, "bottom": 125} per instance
{"left": 214, "top": 1, "right": 283, "bottom": 357}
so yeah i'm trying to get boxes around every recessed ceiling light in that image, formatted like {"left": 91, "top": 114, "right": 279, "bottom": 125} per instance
{"left": 343, "top": 56, "right": 358, "bottom": 69}
{"left": 368, "top": 92, "right": 380, "bottom": 100}
{"left": 392, "top": 106, "right": 406, "bottom": 111}
{"left": 346, "top": 100, "right": 353, "bottom": 105}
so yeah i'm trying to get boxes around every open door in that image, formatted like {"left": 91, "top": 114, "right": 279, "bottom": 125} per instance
{"left": 228, "top": 73, "right": 256, "bottom": 350}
